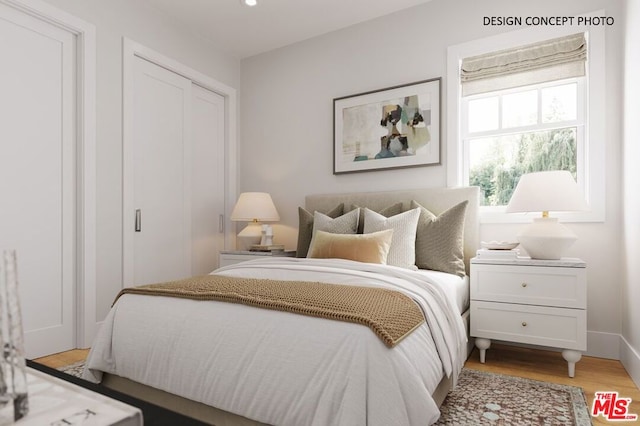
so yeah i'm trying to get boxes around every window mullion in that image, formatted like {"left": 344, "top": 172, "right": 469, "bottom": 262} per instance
{"left": 498, "top": 95, "right": 503, "bottom": 130}
{"left": 467, "top": 120, "right": 582, "bottom": 139}
{"left": 537, "top": 87, "right": 542, "bottom": 125}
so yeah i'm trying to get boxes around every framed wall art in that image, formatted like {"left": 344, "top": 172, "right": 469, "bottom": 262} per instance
{"left": 333, "top": 78, "right": 441, "bottom": 174}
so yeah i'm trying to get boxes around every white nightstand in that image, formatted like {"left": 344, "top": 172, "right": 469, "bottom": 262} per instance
{"left": 219, "top": 250, "right": 296, "bottom": 267}
{"left": 470, "top": 256, "right": 587, "bottom": 377}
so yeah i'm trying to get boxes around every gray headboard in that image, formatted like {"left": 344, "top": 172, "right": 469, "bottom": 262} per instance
{"left": 305, "top": 187, "right": 480, "bottom": 273}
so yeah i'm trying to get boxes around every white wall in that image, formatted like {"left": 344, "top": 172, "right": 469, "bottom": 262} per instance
{"left": 241, "top": 0, "right": 625, "bottom": 358}
{"left": 621, "top": 0, "right": 640, "bottom": 386}
{"left": 41, "top": 0, "right": 240, "bottom": 323}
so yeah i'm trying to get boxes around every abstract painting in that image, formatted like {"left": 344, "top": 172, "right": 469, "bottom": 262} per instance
{"left": 334, "top": 78, "right": 441, "bottom": 174}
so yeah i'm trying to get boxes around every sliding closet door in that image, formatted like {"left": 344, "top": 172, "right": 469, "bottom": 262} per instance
{"left": 0, "top": 4, "right": 76, "bottom": 357}
{"left": 191, "top": 85, "right": 226, "bottom": 274}
{"left": 132, "top": 57, "right": 192, "bottom": 286}
{"left": 129, "top": 56, "right": 226, "bottom": 286}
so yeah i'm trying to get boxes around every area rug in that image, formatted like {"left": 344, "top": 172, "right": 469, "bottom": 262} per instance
{"left": 435, "top": 369, "right": 592, "bottom": 425}
{"left": 58, "top": 363, "right": 592, "bottom": 425}
{"left": 58, "top": 360, "right": 86, "bottom": 378}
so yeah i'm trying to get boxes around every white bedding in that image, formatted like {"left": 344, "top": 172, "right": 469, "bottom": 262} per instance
{"left": 84, "top": 258, "right": 467, "bottom": 426}
{"left": 413, "top": 269, "right": 469, "bottom": 314}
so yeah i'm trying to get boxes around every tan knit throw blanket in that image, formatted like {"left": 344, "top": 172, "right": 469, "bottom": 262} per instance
{"left": 115, "top": 275, "right": 425, "bottom": 348}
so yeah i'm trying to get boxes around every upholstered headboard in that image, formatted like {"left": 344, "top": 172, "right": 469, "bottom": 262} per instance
{"left": 305, "top": 187, "right": 480, "bottom": 274}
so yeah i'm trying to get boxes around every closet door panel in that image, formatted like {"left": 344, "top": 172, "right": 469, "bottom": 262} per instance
{"left": 191, "top": 85, "right": 225, "bottom": 274}
{"left": 132, "top": 57, "right": 192, "bottom": 286}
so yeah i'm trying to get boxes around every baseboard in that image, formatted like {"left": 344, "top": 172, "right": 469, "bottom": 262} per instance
{"left": 586, "top": 330, "right": 620, "bottom": 359}
{"left": 620, "top": 335, "right": 640, "bottom": 389}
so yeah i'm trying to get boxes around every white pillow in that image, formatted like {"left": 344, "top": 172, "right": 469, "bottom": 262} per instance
{"left": 307, "top": 208, "right": 360, "bottom": 254}
{"left": 363, "top": 207, "right": 420, "bottom": 270}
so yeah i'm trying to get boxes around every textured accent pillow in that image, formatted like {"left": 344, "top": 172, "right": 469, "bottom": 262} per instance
{"left": 411, "top": 200, "right": 468, "bottom": 277}
{"left": 297, "top": 204, "right": 344, "bottom": 257}
{"left": 307, "top": 229, "right": 394, "bottom": 264}
{"left": 350, "top": 202, "right": 403, "bottom": 234}
{"left": 363, "top": 207, "right": 420, "bottom": 270}
{"left": 308, "top": 208, "right": 360, "bottom": 252}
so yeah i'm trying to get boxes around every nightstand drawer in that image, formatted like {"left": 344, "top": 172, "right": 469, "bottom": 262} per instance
{"left": 471, "top": 301, "right": 586, "bottom": 350}
{"left": 471, "top": 265, "right": 586, "bottom": 308}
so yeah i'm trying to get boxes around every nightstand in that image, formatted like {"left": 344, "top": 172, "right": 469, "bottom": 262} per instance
{"left": 219, "top": 250, "right": 296, "bottom": 267}
{"left": 470, "top": 256, "right": 587, "bottom": 377}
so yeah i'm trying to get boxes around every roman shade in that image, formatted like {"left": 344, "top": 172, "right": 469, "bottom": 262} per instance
{"left": 461, "top": 33, "right": 586, "bottom": 96}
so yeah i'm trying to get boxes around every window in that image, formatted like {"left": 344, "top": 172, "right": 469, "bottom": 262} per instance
{"left": 462, "top": 79, "right": 584, "bottom": 208}
{"left": 446, "top": 18, "right": 605, "bottom": 223}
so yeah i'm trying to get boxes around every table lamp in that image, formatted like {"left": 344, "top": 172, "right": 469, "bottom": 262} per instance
{"left": 506, "top": 171, "right": 589, "bottom": 260}
{"left": 230, "top": 192, "right": 280, "bottom": 250}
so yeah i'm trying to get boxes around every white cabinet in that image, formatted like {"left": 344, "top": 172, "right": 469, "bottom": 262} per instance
{"left": 470, "top": 257, "right": 587, "bottom": 377}
{"left": 219, "top": 250, "right": 296, "bottom": 268}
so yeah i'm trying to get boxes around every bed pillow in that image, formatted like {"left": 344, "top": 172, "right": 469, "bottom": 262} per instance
{"left": 308, "top": 208, "right": 360, "bottom": 252}
{"left": 307, "top": 229, "right": 394, "bottom": 264}
{"left": 297, "top": 203, "right": 344, "bottom": 257}
{"left": 363, "top": 207, "right": 420, "bottom": 270}
{"left": 411, "top": 200, "right": 468, "bottom": 277}
{"left": 350, "top": 202, "right": 403, "bottom": 234}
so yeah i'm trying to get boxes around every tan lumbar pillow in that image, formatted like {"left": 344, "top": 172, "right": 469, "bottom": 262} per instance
{"left": 307, "top": 229, "right": 394, "bottom": 264}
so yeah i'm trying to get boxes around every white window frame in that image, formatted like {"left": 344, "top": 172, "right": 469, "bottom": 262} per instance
{"left": 447, "top": 11, "right": 605, "bottom": 224}
{"left": 461, "top": 78, "right": 586, "bottom": 211}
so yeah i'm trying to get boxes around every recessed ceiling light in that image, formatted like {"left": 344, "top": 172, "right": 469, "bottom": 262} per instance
{"left": 241, "top": 0, "right": 257, "bottom": 6}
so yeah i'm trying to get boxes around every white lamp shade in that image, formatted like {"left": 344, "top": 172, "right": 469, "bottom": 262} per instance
{"left": 506, "top": 171, "right": 589, "bottom": 214}
{"left": 230, "top": 192, "right": 280, "bottom": 222}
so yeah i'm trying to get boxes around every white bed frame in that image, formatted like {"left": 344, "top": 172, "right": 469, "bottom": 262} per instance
{"left": 102, "top": 186, "right": 481, "bottom": 425}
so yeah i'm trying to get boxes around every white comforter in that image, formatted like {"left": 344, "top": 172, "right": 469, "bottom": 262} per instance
{"left": 84, "top": 258, "right": 467, "bottom": 426}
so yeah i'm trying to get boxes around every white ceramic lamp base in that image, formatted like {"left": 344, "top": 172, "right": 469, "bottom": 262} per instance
{"left": 517, "top": 217, "right": 577, "bottom": 260}
{"left": 237, "top": 222, "right": 262, "bottom": 251}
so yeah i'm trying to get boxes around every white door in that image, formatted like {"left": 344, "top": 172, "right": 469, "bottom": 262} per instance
{"left": 191, "top": 85, "right": 226, "bottom": 274}
{"left": 131, "top": 57, "right": 225, "bottom": 286}
{"left": 133, "top": 57, "right": 192, "bottom": 286}
{"left": 0, "top": 4, "right": 76, "bottom": 357}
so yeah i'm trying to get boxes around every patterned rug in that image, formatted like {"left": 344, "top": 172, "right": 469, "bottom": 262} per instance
{"left": 58, "top": 360, "right": 86, "bottom": 378}
{"left": 58, "top": 363, "right": 591, "bottom": 425}
{"left": 436, "top": 369, "right": 592, "bottom": 425}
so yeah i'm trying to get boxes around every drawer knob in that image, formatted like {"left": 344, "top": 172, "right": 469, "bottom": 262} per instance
{"left": 522, "top": 321, "right": 527, "bottom": 327}
{"left": 521, "top": 282, "right": 528, "bottom": 288}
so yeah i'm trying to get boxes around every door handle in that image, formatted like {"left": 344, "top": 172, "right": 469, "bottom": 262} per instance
{"left": 135, "top": 209, "right": 141, "bottom": 232}
{"left": 219, "top": 214, "right": 224, "bottom": 233}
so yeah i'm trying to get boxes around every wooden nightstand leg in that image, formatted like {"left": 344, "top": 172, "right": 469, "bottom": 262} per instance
{"left": 475, "top": 338, "right": 491, "bottom": 363}
{"left": 561, "top": 350, "right": 582, "bottom": 378}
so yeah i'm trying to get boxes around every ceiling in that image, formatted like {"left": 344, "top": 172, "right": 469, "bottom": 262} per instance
{"left": 140, "top": 0, "right": 434, "bottom": 59}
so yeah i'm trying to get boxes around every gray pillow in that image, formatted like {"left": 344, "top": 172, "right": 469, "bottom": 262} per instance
{"left": 307, "top": 208, "right": 360, "bottom": 254}
{"left": 350, "top": 203, "right": 403, "bottom": 234}
{"left": 296, "top": 203, "right": 344, "bottom": 257}
{"left": 412, "top": 200, "right": 468, "bottom": 277}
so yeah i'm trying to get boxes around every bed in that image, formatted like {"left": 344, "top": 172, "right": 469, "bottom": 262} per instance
{"left": 83, "top": 186, "right": 480, "bottom": 425}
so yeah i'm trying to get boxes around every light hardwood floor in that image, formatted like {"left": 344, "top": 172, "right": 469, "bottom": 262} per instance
{"left": 34, "top": 348, "right": 89, "bottom": 369}
{"left": 465, "top": 343, "right": 640, "bottom": 425}
{"left": 35, "top": 344, "right": 639, "bottom": 424}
